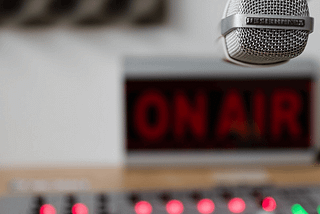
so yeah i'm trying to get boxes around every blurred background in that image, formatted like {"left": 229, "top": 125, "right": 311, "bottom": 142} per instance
{"left": 1, "top": 1, "right": 320, "bottom": 213}
{"left": 0, "top": 0, "right": 319, "bottom": 200}
{"left": 0, "top": 0, "right": 319, "bottom": 168}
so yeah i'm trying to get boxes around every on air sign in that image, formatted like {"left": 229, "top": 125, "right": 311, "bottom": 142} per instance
{"left": 126, "top": 79, "right": 312, "bottom": 150}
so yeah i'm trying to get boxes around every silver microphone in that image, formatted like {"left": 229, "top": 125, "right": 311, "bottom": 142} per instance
{"left": 221, "top": 0, "right": 314, "bottom": 66}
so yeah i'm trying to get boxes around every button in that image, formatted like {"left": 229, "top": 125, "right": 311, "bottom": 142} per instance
{"left": 135, "top": 201, "right": 153, "bottom": 214}
{"left": 197, "top": 199, "right": 215, "bottom": 214}
{"left": 262, "top": 197, "right": 276, "bottom": 212}
{"left": 72, "top": 203, "right": 89, "bottom": 214}
{"left": 40, "top": 204, "right": 56, "bottom": 214}
{"left": 228, "top": 198, "right": 246, "bottom": 214}
{"left": 166, "top": 200, "right": 184, "bottom": 214}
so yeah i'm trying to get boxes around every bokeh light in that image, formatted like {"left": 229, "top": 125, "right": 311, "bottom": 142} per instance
{"left": 40, "top": 204, "right": 56, "bottom": 214}
{"left": 135, "top": 201, "right": 153, "bottom": 214}
{"left": 228, "top": 198, "right": 246, "bottom": 213}
{"left": 197, "top": 199, "right": 215, "bottom": 214}
{"left": 262, "top": 197, "right": 277, "bottom": 212}
{"left": 72, "top": 203, "right": 89, "bottom": 214}
{"left": 291, "top": 204, "right": 308, "bottom": 214}
{"left": 166, "top": 200, "right": 184, "bottom": 214}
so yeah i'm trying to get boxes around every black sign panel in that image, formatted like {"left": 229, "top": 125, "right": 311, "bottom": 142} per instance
{"left": 126, "top": 78, "right": 312, "bottom": 151}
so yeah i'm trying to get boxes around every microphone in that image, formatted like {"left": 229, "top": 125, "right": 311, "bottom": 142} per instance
{"left": 221, "top": 0, "right": 314, "bottom": 66}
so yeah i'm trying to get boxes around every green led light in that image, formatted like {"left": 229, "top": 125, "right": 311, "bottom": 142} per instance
{"left": 291, "top": 204, "right": 308, "bottom": 214}
{"left": 317, "top": 205, "right": 320, "bottom": 214}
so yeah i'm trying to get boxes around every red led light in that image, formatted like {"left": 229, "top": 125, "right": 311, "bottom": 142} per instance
{"left": 228, "top": 198, "right": 246, "bottom": 213}
{"left": 135, "top": 201, "right": 153, "bottom": 214}
{"left": 72, "top": 203, "right": 89, "bottom": 214}
{"left": 197, "top": 199, "right": 215, "bottom": 214}
{"left": 40, "top": 204, "right": 56, "bottom": 214}
{"left": 166, "top": 200, "right": 184, "bottom": 214}
{"left": 262, "top": 197, "right": 277, "bottom": 212}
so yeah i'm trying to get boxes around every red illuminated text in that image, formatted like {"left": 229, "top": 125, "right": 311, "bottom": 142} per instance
{"left": 133, "top": 89, "right": 304, "bottom": 141}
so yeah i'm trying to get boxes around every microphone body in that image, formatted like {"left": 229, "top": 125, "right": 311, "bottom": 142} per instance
{"left": 221, "top": 0, "right": 314, "bottom": 66}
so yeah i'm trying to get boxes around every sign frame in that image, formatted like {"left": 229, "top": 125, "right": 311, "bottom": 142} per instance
{"left": 124, "top": 56, "right": 318, "bottom": 167}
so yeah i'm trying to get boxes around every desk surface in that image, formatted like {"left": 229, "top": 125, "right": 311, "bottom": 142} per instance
{"left": 1, "top": 165, "right": 320, "bottom": 196}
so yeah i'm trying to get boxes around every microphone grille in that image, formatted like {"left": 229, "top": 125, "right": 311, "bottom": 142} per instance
{"left": 225, "top": 0, "right": 311, "bottom": 65}
{"left": 226, "top": 0, "right": 309, "bottom": 16}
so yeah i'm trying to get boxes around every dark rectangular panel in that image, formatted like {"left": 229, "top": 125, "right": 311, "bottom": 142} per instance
{"left": 126, "top": 78, "right": 312, "bottom": 151}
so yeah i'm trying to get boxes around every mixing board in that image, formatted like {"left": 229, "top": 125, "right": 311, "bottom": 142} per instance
{"left": 1, "top": 185, "right": 320, "bottom": 214}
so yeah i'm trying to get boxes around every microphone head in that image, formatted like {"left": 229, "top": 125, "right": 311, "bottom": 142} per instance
{"left": 221, "top": 0, "right": 314, "bottom": 66}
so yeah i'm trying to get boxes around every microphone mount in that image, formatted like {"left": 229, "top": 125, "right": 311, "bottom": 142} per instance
{"left": 221, "top": 14, "right": 314, "bottom": 36}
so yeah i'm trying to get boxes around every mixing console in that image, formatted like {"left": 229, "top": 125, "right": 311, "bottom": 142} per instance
{"left": 1, "top": 185, "right": 320, "bottom": 214}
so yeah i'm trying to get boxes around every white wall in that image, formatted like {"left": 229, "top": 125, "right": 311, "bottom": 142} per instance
{"left": 0, "top": 0, "right": 319, "bottom": 167}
